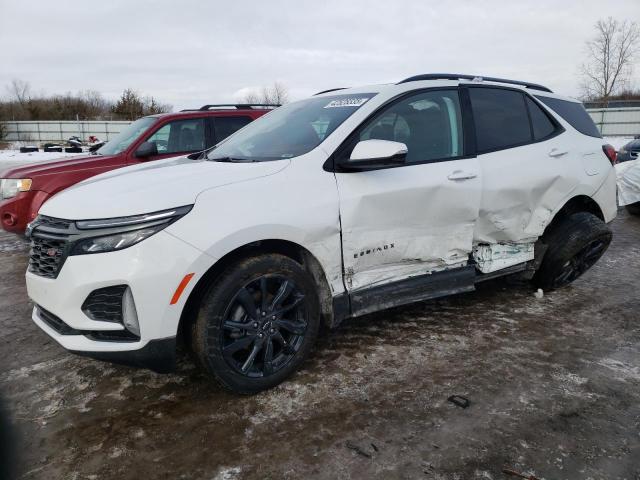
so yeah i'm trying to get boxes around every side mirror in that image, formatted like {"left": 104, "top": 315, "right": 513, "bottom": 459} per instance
{"left": 134, "top": 141, "right": 158, "bottom": 159}
{"left": 343, "top": 139, "right": 407, "bottom": 170}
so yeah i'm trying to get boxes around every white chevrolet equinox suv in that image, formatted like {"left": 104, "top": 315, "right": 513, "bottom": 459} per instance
{"left": 26, "top": 74, "right": 618, "bottom": 393}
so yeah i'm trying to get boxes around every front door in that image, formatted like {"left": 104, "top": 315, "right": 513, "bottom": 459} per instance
{"left": 138, "top": 117, "right": 207, "bottom": 162}
{"left": 335, "top": 89, "right": 481, "bottom": 291}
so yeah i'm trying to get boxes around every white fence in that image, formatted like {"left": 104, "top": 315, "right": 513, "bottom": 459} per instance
{"left": 586, "top": 107, "right": 640, "bottom": 137}
{"left": 1, "top": 120, "right": 131, "bottom": 143}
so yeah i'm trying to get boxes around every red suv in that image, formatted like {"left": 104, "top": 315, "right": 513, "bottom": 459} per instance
{"left": 0, "top": 104, "right": 275, "bottom": 234}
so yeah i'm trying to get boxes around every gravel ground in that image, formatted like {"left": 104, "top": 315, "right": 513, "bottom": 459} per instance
{"left": 0, "top": 210, "right": 639, "bottom": 480}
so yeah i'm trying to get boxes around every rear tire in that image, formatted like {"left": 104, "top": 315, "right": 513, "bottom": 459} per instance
{"left": 533, "top": 212, "right": 611, "bottom": 290}
{"left": 625, "top": 202, "right": 640, "bottom": 216}
{"left": 192, "top": 254, "right": 321, "bottom": 394}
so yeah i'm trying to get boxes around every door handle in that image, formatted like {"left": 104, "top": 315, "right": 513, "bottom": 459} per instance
{"left": 548, "top": 148, "right": 568, "bottom": 158}
{"left": 447, "top": 170, "right": 477, "bottom": 181}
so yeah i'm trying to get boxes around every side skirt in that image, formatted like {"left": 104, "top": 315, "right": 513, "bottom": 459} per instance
{"left": 348, "top": 265, "right": 476, "bottom": 318}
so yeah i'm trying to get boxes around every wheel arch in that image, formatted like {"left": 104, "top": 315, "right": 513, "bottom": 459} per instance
{"left": 177, "top": 239, "right": 336, "bottom": 346}
{"left": 545, "top": 195, "right": 605, "bottom": 236}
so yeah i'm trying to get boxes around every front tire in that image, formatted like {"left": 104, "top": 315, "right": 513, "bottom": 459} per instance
{"left": 533, "top": 212, "right": 612, "bottom": 290}
{"left": 192, "top": 254, "right": 321, "bottom": 394}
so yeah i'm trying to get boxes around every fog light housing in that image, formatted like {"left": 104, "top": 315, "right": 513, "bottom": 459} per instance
{"left": 122, "top": 287, "right": 140, "bottom": 337}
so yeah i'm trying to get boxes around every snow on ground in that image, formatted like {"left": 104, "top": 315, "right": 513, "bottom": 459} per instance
{"left": 0, "top": 149, "right": 86, "bottom": 162}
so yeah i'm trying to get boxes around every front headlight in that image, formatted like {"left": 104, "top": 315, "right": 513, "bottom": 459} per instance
{"left": 71, "top": 225, "right": 167, "bottom": 255}
{"left": 0, "top": 178, "right": 32, "bottom": 199}
{"left": 68, "top": 205, "right": 192, "bottom": 255}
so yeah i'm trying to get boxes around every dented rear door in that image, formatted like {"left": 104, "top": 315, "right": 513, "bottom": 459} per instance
{"left": 467, "top": 87, "right": 579, "bottom": 244}
{"left": 335, "top": 88, "right": 481, "bottom": 292}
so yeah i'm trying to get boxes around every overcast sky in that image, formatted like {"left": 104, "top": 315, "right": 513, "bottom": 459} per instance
{"left": 1, "top": 0, "right": 638, "bottom": 111}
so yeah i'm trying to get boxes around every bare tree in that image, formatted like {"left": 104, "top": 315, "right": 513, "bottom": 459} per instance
{"left": 242, "top": 91, "right": 261, "bottom": 104}
{"left": 6, "top": 79, "right": 31, "bottom": 106}
{"left": 81, "top": 90, "right": 111, "bottom": 118}
{"left": 242, "top": 82, "right": 289, "bottom": 105}
{"left": 262, "top": 81, "right": 289, "bottom": 104}
{"left": 581, "top": 17, "right": 640, "bottom": 101}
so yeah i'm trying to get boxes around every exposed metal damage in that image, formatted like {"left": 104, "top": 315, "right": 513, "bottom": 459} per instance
{"left": 473, "top": 242, "right": 535, "bottom": 274}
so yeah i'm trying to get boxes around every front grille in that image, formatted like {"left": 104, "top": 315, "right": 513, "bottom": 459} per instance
{"left": 36, "top": 215, "right": 73, "bottom": 230}
{"left": 81, "top": 285, "right": 127, "bottom": 323}
{"left": 29, "top": 236, "right": 69, "bottom": 278}
{"left": 28, "top": 216, "right": 73, "bottom": 279}
{"left": 36, "top": 306, "right": 81, "bottom": 335}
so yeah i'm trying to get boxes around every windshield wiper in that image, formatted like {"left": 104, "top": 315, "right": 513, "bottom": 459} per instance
{"left": 210, "top": 157, "right": 258, "bottom": 163}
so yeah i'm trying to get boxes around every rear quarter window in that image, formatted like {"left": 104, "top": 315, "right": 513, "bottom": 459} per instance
{"left": 525, "top": 97, "right": 558, "bottom": 140}
{"left": 535, "top": 96, "right": 602, "bottom": 138}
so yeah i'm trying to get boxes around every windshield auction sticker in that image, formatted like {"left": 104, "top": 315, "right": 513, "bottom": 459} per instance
{"left": 324, "top": 98, "right": 370, "bottom": 108}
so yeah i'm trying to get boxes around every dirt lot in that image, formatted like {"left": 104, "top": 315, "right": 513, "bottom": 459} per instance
{"left": 1, "top": 211, "right": 639, "bottom": 480}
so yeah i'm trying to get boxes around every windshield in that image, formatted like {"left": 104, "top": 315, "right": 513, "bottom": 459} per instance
{"left": 207, "top": 93, "right": 377, "bottom": 161}
{"left": 97, "top": 117, "right": 157, "bottom": 155}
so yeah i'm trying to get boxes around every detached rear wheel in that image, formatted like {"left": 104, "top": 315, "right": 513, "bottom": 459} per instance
{"left": 192, "top": 254, "right": 320, "bottom": 394}
{"left": 533, "top": 212, "right": 612, "bottom": 290}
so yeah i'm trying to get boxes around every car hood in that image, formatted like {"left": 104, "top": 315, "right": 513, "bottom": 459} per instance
{"left": 40, "top": 156, "right": 290, "bottom": 220}
{"left": 0, "top": 154, "right": 119, "bottom": 178}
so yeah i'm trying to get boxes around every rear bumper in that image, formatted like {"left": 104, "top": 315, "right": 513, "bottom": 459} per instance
{"left": 593, "top": 166, "right": 618, "bottom": 222}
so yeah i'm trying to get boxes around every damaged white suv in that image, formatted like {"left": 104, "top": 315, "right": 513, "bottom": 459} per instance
{"left": 26, "top": 74, "right": 617, "bottom": 393}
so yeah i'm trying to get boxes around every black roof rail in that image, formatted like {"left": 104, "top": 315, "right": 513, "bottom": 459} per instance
{"left": 180, "top": 104, "right": 280, "bottom": 112}
{"left": 313, "top": 87, "right": 348, "bottom": 96}
{"left": 397, "top": 73, "right": 553, "bottom": 93}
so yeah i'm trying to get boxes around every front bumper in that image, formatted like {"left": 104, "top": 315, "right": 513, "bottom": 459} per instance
{"left": 26, "top": 229, "right": 211, "bottom": 369}
{"left": 0, "top": 190, "right": 45, "bottom": 234}
{"left": 32, "top": 306, "right": 177, "bottom": 372}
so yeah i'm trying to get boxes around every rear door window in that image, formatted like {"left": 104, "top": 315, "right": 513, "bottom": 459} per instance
{"left": 214, "top": 116, "right": 253, "bottom": 143}
{"left": 147, "top": 118, "right": 206, "bottom": 154}
{"left": 526, "top": 96, "right": 557, "bottom": 140}
{"left": 535, "top": 96, "right": 602, "bottom": 138}
{"left": 469, "top": 87, "right": 532, "bottom": 153}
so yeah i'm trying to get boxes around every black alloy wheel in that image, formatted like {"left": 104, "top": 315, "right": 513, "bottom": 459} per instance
{"left": 533, "top": 212, "right": 612, "bottom": 290}
{"left": 192, "top": 254, "right": 321, "bottom": 394}
{"left": 551, "top": 238, "right": 608, "bottom": 288}
{"left": 221, "top": 275, "right": 307, "bottom": 377}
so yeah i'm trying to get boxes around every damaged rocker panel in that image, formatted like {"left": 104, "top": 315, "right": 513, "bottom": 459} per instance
{"left": 348, "top": 265, "right": 476, "bottom": 318}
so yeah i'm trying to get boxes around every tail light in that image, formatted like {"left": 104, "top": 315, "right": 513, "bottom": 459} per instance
{"left": 602, "top": 144, "right": 617, "bottom": 165}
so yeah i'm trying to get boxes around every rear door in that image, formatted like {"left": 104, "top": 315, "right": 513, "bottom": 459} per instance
{"left": 211, "top": 115, "right": 254, "bottom": 145}
{"left": 467, "top": 86, "right": 572, "bottom": 243}
{"left": 335, "top": 88, "right": 481, "bottom": 291}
